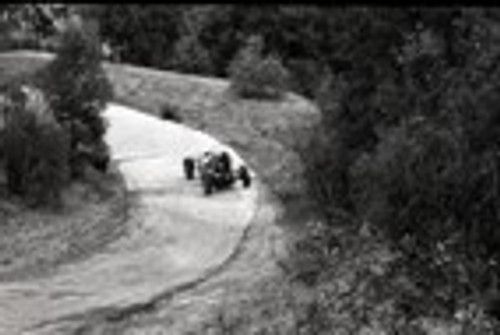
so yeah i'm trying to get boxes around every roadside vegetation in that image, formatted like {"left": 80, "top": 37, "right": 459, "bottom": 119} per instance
{"left": 0, "top": 5, "right": 499, "bottom": 333}
{"left": 0, "top": 11, "right": 127, "bottom": 282}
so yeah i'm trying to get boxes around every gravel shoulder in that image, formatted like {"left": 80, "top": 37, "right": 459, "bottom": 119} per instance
{"left": 0, "top": 168, "right": 129, "bottom": 283}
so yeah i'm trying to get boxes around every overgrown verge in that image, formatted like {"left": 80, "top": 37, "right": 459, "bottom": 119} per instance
{"left": 0, "top": 164, "right": 130, "bottom": 282}
{"left": 0, "top": 16, "right": 126, "bottom": 281}
{"left": 295, "top": 8, "right": 500, "bottom": 333}
{"left": 228, "top": 35, "right": 290, "bottom": 101}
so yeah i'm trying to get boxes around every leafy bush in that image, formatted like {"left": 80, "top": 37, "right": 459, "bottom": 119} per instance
{"left": 3, "top": 99, "right": 33, "bottom": 196}
{"left": 26, "top": 117, "right": 70, "bottom": 207}
{"left": 348, "top": 114, "right": 500, "bottom": 318}
{"left": 350, "top": 119, "right": 463, "bottom": 248}
{"left": 298, "top": 8, "right": 500, "bottom": 323}
{"left": 3, "top": 86, "right": 70, "bottom": 207}
{"left": 160, "top": 102, "right": 182, "bottom": 123}
{"left": 170, "top": 35, "right": 214, "bottom": 75}
{"left": 299, "top": 126, "right": 354, "bottom": 222}
{"left": 229, "top": 35, "right": 290, "bottom": 100}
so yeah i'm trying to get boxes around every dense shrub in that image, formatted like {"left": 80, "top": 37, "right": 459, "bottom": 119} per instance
{"left": 349, "top": 115, "right": 500, "bottom": 317}
{"left": 26, "top": 117, "right": 70, "bottom": 207}
{"left": 3, "top": 98, "right": 33, "bottom": 196}
{"left": 160, "top": 102, "right": 182, "bottom": 123}
{"left": 229, "top": 35, "right": 290, "bottom": 100}
{"left": 3, "top": 86, "right": 70, "bottom": 207}
{"left": 300, "top": 8, "right": 500, "bottom": 322}
{"left": 0, "top": 14, "right": 113, "bottom": 208}
{"left": 170, "top": 35, "right": 214, "bottom": 75}
{"left": 299, "top": 126, "right": 354, "bottom": 222}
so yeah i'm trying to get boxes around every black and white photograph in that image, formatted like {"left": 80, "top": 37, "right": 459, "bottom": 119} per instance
{"left": 0, "top": 4, "right": 499, "bottom": 334}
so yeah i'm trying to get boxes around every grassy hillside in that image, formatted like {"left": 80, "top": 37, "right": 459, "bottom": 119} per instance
{"left": 0, "top": 50, "right": 319, "bottom": 197}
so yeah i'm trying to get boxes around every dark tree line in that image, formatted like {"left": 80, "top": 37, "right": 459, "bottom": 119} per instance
{"left": 78, "top": 5, "right": 338, "bottom": 95}
{"left": 299, "top": 8, "right": 500, "bottom": 320}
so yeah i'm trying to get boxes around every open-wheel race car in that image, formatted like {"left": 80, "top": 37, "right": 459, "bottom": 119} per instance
{"left": 183, "top": 150, "right": 252, "bottom": 195}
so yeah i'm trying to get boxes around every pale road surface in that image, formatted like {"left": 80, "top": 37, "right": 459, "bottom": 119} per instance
{"left": 0, "top": 104, "right": 259, "bottom": 335}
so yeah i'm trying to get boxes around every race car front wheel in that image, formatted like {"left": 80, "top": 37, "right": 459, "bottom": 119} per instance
{"left": 238, "top": 166, "right": 252, "bottom": 188}
{"left": 183, "top": 158, "right": 195, "bottom": 180}
{"left": 203, "top": 179, "right": 213, "bottom": 195}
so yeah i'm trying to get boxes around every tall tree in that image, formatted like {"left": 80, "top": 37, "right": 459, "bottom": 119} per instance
{"left": 41, "top": 17, "right": 112, "bottom": 177}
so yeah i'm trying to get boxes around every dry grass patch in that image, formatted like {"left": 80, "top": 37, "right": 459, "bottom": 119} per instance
{"left": 0, "top": 165, "right": 130, "bottom": 282}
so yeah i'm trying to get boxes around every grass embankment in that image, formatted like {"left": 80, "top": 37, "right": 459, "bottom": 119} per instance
{"left": 0, "top": 52, "right": 131, "bottom": 282}
{"left": 0, "top": 170, "right": 130, "bottom": 282}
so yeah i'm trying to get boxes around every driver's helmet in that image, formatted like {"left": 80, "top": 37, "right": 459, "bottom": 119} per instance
{"left": 200, "top": 151, "right": 215, "bottom": 165}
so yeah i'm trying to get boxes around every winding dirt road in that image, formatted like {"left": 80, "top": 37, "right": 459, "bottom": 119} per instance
{"left": 0, "top": 104, "right": 259, "bottom": 335}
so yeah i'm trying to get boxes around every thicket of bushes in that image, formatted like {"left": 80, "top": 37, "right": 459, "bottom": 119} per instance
{"left": 170, "top": 35, "right": 214, "bottom": 75}
{"left": 0, "top": 17, "right": 112, "bottom": 208}
{"left": 228, "top": 35, "right": 290, "bottom": 100}
{"left": 300, "top": 8, "right": 500, "bottom": 322}
{"left": 2, "top": 86, "right": 70, "bottom": 207}
{"left": 160, "top": 102, "right": 182, "bottom": 123}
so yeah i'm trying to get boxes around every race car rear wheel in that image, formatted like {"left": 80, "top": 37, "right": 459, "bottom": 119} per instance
{"left": 203, "top": 178, "right": 213, "bottom": 195}
{"left": 238, "top": 166, "right": 252, "bottom": 188}
{"left": 183, "top": 158, "right": 195, "bottom": 180}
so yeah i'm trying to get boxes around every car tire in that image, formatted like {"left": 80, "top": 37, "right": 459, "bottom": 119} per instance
{"left": 239, "top": 166, "right": 252, "bottom": 188}
{"left": 203, "top": 178, "right": 213, "bottom": 195}
{"left": 183, "top": 158, "right": 195, "bottom": 180}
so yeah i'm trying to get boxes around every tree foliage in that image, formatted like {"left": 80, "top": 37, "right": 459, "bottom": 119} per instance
{"left": 41, "top": 18, "right": 112, "bottom": 177}
{"left": 1, "top": 14, "right": 113, "bottom": 208}
{"left": 81, "top": 4, "right": 335, "bottom": 89}
{"left": 229, "top": 35, "right": 290, "bottom": 100}
{"left": 82, "top": 5, "right": 182, "bottom": 69}
{"left": 301, "top": 8, "right": 500, "bottom": 319}
{"left": 2, "top": 85, "right": 69, "bottom": 207}
{"left": 170, "top": 34, "right": 214, "bottom": 75}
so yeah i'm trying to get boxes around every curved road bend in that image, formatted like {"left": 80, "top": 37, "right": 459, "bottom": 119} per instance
{"left": 0, "top": 103, "right": 258, "bottom": 335}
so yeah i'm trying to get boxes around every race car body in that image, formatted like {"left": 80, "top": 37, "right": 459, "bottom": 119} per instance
{"left": 183, "top": 150, "right": 251, "bottom": 195}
